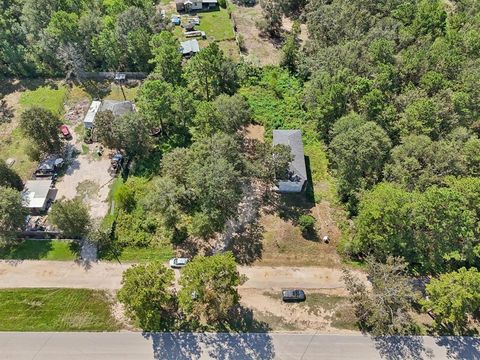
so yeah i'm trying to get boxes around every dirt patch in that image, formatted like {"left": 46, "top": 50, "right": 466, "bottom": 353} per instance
{"left": 244, "top": 124, "right": 265, "bottom": 142}
{"left": 232, "top": 5, "right": 281, "bottom": 66}
{"left": 240, "top": 288, "right": 358, "bottom": 333}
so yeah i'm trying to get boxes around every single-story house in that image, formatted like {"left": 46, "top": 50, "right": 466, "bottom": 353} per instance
{"left": 180, "top": 39, "right": 200, "bottom": 57}
{"left": 272, "top": 129, "right": 307, "bottom": 193}
{"left": 175, "top": 0, "right": 218, "bottom": 12}
{"left": 22, "top": 179, "right": 55, "bottom": 212}
{"left": 83, "top": 100, "right": 134, "bottom": 129}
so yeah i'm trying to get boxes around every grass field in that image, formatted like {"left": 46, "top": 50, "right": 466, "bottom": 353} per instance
{"left": 197, "top": 8, "right": 235, "bottom": 41}
{"left": 0, "top": 83, "right": 68, "bottom": 179}
{"left": 0, "top": 240, "right": 77, "bottom": 261}
{"left": 19, "top": 85, "right": 68, "bottom": 115}
{"left": 104, "top": 83, "right": 139, "bottom": 101}
{"left": 0, "top": 288, "right": 121, "bottom": 331}
{"left": 101, "top": 245, "right": 174, "bottom": 263}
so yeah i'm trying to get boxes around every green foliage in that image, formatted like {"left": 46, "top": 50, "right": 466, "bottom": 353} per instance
{"left": 117, "top": 261, "right": 175, "bottom": 330}
{"left": 298, "top": 214, "right": 316, "bottom": 233}
{"left": 0, "top": 186, "right": 27, "bottom": 243}
{"left": 49, "top": 198, "right": 91, "bottom": 239}
{"left": 422, "top": 267, "right": 480, "bottom": 334}
{"left": 149, "top": 31, "right": 183, "bottom": 85}
{"left": 111, "top": 112, "right": 151, "bottom": 157}
{"left": 178, "top": 252, "right": 240, "bottom": 324}
{"left": 330, "top": 118, "right": 392, "bottom": 213}
{"left": 185, "top": 42, "right": 237, "bottom": 101}
{"left": 20, "top": 107, "right": 62, "bottom": 155}
{"left": 352, "top": 179, "right": 480, "bottom": 273}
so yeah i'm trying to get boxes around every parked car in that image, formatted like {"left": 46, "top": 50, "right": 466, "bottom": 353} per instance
{"left": 59, "top": 125, "right": 72, "bottom": 140}
{"left": 169, "top": 258, "right": 189, "bottom": 269}
{"left": 282, "top": 289, "right": 306, "bottom": 302}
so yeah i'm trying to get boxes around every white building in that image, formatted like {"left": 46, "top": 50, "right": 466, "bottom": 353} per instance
{"left": 22, "top": 179, "right": 55, "bottom": 212}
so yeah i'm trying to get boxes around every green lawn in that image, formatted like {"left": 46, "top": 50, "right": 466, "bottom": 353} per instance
{"left": 197, "top": 8, "right": 235, "bottom": 41}
{"left": 0, "top": 288, "right": 121, "bottom": 331}
{"left": 19, "top": 85, "right": 68, "bottom": 115}
{"left": 104, "top": 84, "right": 139, "bottom": 101}
{"left": 100, "top": 245, "right": 174, "bottom": 263}
{"left": 0, "top": 240, "right": 77, "bottom": 261}
{"left": 0, "top": 127, "right": 37, "bottom": 179}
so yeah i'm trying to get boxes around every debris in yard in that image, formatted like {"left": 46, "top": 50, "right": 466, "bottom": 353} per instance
{"left": 5, "top": 158, "right": 15, "bottom": 167}
{"left": 323, "top": 235, "right": 330, "bottom": 244}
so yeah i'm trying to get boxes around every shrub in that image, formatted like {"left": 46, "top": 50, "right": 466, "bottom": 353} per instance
{"left": 298, "top": 214, "right": 316, "bottom": 233}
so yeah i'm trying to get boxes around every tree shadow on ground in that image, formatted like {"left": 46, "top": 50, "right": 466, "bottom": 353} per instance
{"left": 1, "top": 78, "right": 57, "bottom": 95}
{"left": 144, "top": 332, "right": 202, "bottom": 360}
{"left": 227, "top": 220, "right": 264, "bottom": 265}
{"left": 373, "top": 336, "right": 434, "bottom": 360}
{"left": 200, "top": 332, "right": 276, "bottom": 360}
{"left": 263, "top": 190, "right": 314, "bottom": 224}
{"left": 435, "top": 336, "right": 480, "bottom": 359}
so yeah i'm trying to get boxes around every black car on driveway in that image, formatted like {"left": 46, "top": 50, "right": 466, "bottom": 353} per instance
{"left": 282, "top": 289, "right": 306, "bottom": 302}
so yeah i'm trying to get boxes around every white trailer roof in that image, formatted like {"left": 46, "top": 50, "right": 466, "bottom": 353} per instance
{"left": 83, "top": 100, "right": 102, "bottom": 128}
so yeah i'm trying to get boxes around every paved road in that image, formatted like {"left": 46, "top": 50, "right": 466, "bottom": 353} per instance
{"left": 2, "top": 332, "right": 479, "bottom": 360}
{"left": 0, "top": 260, "right": 366, "bottom": 291}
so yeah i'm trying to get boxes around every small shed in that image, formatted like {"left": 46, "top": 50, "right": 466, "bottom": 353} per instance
{"left": 272, "top": 129, "right": 307, "bottom": 193}
{"left": 83, "top": 100, "right": 101, "bottom": 129}
{"left": 22, "top": 179, "right": 55, "bottom": 212}
{"left": 180, "top": 39, "right": 200, "bottom": 57}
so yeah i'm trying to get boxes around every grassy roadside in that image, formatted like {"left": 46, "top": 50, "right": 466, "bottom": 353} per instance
{"left": 0, "top": 240, "right": 77, "bottom": 261}
{"left": 0, "top": 288, "right": 121, "bottom": 331}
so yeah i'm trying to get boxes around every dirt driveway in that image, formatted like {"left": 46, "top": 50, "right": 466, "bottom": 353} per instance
{"left": 0, "top": 261, "right": 366, "bottom": 291}
{"left": 55, "top": 125, "right": 114, "bottom": 219}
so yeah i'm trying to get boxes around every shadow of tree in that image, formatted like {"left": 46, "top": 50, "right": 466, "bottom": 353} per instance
{"left": 373, "top": 336, "right": 434, "bottom": 360}
{"left": 435, "top": 336, "right": 480, "bottom": 359}
{"left": 200, "top": 332, "right": 276, "bottom": 360}
{"left": 143, "top": 332, "right": 202, "bottom": 360}
{"left": 227, "top": 220, "right": 264, "bottom": 265}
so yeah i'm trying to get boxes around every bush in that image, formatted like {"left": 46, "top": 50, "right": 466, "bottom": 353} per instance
{"left": 298, "top": 214, "right": 316, "bottom": 233}
{"left": 218, "top": 0, "right": 227, "bottom": 8}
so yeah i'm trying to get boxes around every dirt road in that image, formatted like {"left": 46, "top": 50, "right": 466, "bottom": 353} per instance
{"left": 0, "top": 261, "right": 366, "bottom": 291}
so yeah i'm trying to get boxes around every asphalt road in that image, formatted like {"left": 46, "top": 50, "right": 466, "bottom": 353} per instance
{"left": 2, "top": 332, "right": 479, "bottom": 360}
{"left": 0, "top": 260, "right": 367, "bottom": 291}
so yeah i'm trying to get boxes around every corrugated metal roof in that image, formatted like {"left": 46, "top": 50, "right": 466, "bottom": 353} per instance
{"left": 83, "top": 100, "right": 101, "bottom": 127}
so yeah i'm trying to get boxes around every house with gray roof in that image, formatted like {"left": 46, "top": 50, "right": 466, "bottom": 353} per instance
{"left": 180, "top": 39, "right": 200, "bottom": 57}
{"left": 83, "top": 100, "right": 134, "bottom": 129}
{"left": 272, "top": 129, "right": 307, "bottom": 193}
{"left": 175, "top": 0, "right": 218, "bottom": 12}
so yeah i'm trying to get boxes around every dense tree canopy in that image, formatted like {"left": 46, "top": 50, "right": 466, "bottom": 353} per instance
{"left": 20, "top": 107, "right": 62, "bottom": 156}
{"left": 117, "top": 261, "right": 175, "bottom": 330}
{"left": 49, "top": 198, "right": 91, "bottom": 239}
{"left": 178, "top": 252, "right": 240, "bottom": 324}
{"left": 0, "top": 186, "right": 27, "bottom": 243}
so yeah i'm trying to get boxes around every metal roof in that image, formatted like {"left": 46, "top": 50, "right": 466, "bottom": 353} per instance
{"left": 99, "top": 100, "right": 134, "bottom": 117}
{"left": 272, "top": 129, "right": 307, "bottom": 182}
{"left": 83, "top": 100, "right": 102, "bottom": 128}
{"left": 22, "top": 180, "right": 53, "bottom": 209}
{"left": 180, "top": 39, "right": 200, "bottom": 55}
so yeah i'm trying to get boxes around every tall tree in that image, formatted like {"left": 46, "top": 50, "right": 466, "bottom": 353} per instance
{"left": 20, "top": 107, "right": 62, "bottom": 155}
{"left": 343, "top": 256, "right": 419, "bottom": 335}
{"left": 117, "top": 261, "right": 175, "bottom": 330}
{"left": 422, "top": 267, "right": 480, "bottom": 335}
{"left": 94, "top": 110, "right": 116, "bottom": 149}
{"left": 0, "top": 186, "right": 27, "bottom": 243}
{"left": 111, "top": 112, "right": 150, "bottom": 157}
{"left": 185, "top": 43, "right": 237, "bottom": 100}
{"left": 330, "top": 118, "right": 392, "bottom": 213}
{"left": 149, "top": 31, "right": 183, "bottom": 85}
{"left": 49, "top": 198, "right": 91, "bottom": 239}
{"left": 178, "top": 252, "right": 240, "bottom": 324}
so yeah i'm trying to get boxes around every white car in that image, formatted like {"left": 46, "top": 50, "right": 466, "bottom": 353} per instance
{"left": 169, "top": 258, "right": 189, "bottom": 269}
